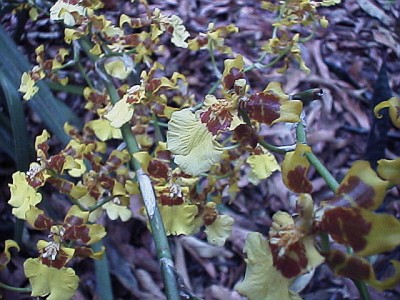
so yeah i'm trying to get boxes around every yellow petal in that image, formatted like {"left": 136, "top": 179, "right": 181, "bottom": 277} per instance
{"left": 205, "top": 214, "right": 234, "bottom": 246}
{"left": 104, "top": 58, "right": 132, "bottom": 80}
{"left": 159, "top": 203, "right": 198, "bottom": 235}
{"left": 377, "top": 158, "right": 400, "bottom": 184}
{"left": 0, "top": 240, "right": 20, "bottom": 271}
{"left": 281, "top": 144, "right": 313, "bottom": 193}
{"left": 19, "top": 72, "right": 39, "bottom": 101}
{"left": 374, "top": 97, "right": 400, "bottom": 128}
{"left": 8, "top": 172, "right": 42, "bottom": 220}
{"left": 24, "top": 258, "right": 79, "bottom": 300}
{"left": 104, "top": 98, "right": 134, "bottom": 128}
{"left": 167, "top": 108, "right": 223, "bottom": 176}
{"left": 169, "top": 15, "right": 189, "bottom": 48}
{"left": 247, "top": 151, "right": 280, "bottom": 181}
{"left": 86, "top": 119, "right": 122, "bottom": 141}
{"left": 235, "top": 232, "right": 302, "bottom": 300}
{"left": 336, "top": 160, "right": 388, "bottom": 210}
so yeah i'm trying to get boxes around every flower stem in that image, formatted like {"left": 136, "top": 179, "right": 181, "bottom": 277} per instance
{"left": 104, "top": 79, "right": 180, "bottom": 300}
{"left": 0, "top": 281, "right": 31, "bottom": 293}
{"left": 259, "top": 139, "right": 295, "bottom": 154}
{"left": 296, "top": 122, "right": 339, "bottom": 191}
{"left": 79, "top": 37, "right": 179, "bottom": 299}
{"left": 295, "top": 121, "right": 371, "bottom": 300}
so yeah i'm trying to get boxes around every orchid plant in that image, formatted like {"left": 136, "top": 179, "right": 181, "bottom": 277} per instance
{"left": 1, "top": 0, "right": 399, "bottom": 299}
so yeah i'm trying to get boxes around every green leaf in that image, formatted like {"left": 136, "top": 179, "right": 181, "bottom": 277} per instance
{"left": 0, "top": 70, "right": 32, "bottom": 170}
{"left": 0, "top": 109, "right": 16, "bottom": 160}
{"left": 0, "top": 25, "right": 82, "bottom": 145}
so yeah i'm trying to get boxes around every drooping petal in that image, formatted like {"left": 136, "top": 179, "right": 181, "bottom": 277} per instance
{"left": 0, "top": 240, "right": 20, "bottom": 271}
{"left": 374, "top": 96, "right": 400, "bottom": 128}
{"left": 321, "top": 207, "right": 400, "bottom": 256}
{"left": 377, "top": 158, "right": 400, "bottom": 185}
{"left": 86, "top": 119, "right": 122, "bottom": 141}
{"left": 105, "top": 98, "right": 134, "bottom": 128}
{"left": 103, "top": 200, "right": 132, "bottom": 221}
{"left": 281, "top": 144, "right": 313, "bottom": 193}
{"left": 169, "top": 15, "right": 190, "bottom": 48}
{"left": 235, "top": 232, "right": 302, "bottom": 300}
{"left": 247, "top": 150, "right": 280, "bottom": 182}
{"left": 323, "top": 250, "right": 400, "bottom": 290}
{"left": 19, "top": 72, "right": 39, "bottom": 100}
{"left": 333, "top": 160, "right": 388, "bottom": 210}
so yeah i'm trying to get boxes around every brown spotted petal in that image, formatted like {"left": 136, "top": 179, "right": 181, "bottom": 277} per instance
{"left": 103, "top": 149, "right": 130, "bottom": 173}
{"left": 200, "top": 95, "right": 243, "bottom": 135}
{"left": 233, "top": 124, "right": 259, "bottom": 149}
{"left": 148, "top": 159, "right": 170, "bottom": 179}
{"left": 63, "top": 206, "right": 106, "bottom": 245}
{"left": 74, "top": 245, "right": 104, "bottom": 259}
{"left": 281, "top": 144, "right": 313, "bottom": 193}
{"left": 26, "top": 207, "right": 54, "bottom": 230}
{"left": 321, "top": 207, "right": 400, "bottom": 256}
{"left": 333, "top": 160, "right": 388, "bottom": 210}
{"left": 269, "top": 210, "right": 324, "bottom": 279}
{"left": 221, "top": 55, "right": 245, "bottom": 90}
{"left": 323, "top": 249, "right": 400, "bottom": 290}
{"left": 239, "top": 84, "right": 302, "bottom": 125}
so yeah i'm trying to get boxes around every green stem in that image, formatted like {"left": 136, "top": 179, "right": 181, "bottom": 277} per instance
{"left": 259, "top": 139, "right": 295, "bottom": 154}
{"left": 305, "top": 151, "right": 339, "bottom": 192}
{"left": 354, "top": 281, "right": 371, "bottom": 300}
{"left": 296, "top": 122, "right": 339, "bottom": 191}
{"left": 243, "top": 51, "right": 268, "bottom": 73}
{"left": 208, "top": 41, "right": 222, "bottom": 78}
{"left": 77, "top": 62, "right": 94, "bottom": 89}
{"left": 92, "top": 241, "right": 113, "bottom": 300}
{"left": 0, "top": 281, "right": 31, "bottom": 293}
{"left": 70, "top": 195, "right": 116, "bottom": 212}
{"left": 104, "top": 79, "right": 180, "bottom": 300}
{"left": 152, "top": 112, "right": 164, "bottom": 143}
{"left": 295, "top": 121, "right": 370, "bottom": 300}
{"left": 207, "top": 79, "right": 221, "bottom": 95}
{"left": 319, "top": 232, "right": 330, "bottom": 252}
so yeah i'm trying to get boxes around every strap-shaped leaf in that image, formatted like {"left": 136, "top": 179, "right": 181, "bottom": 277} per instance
{"left": 0, "top": 25, "right": 82, "bottom": 146}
